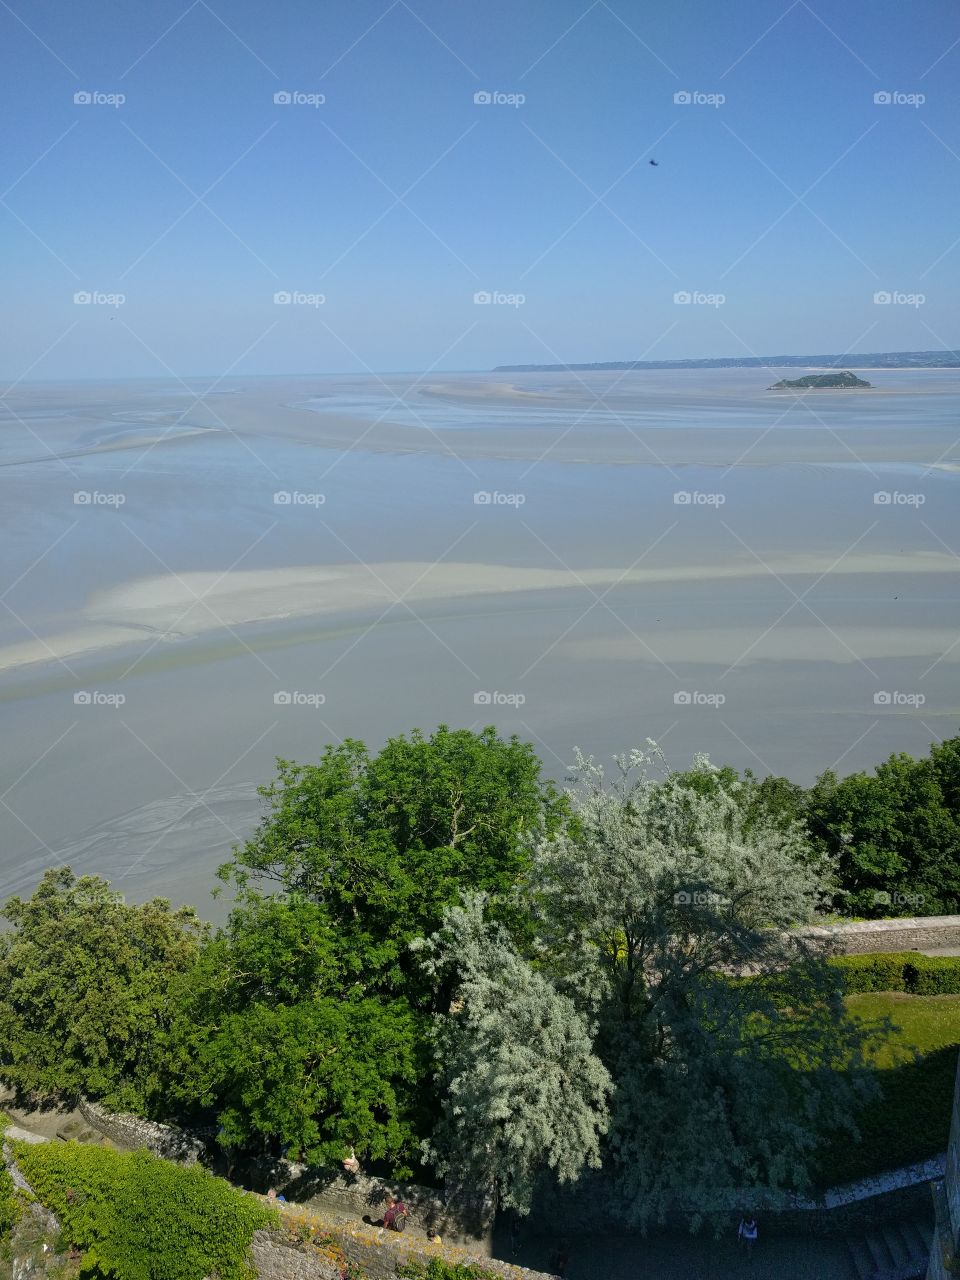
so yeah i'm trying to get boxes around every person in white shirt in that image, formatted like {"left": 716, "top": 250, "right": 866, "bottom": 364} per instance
{"left": 738, "top": 1214, "right": 758, "bottom": 1259}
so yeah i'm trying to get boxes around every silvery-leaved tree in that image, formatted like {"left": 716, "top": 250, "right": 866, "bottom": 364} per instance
{"left": 413, "top": 894, "right": 611, "bottom": 1214}
{"left": 530, "top": 745, "right": 879, "bottom": 1227}
{"left": 422, "top": 745, "right": 880, "bottom": 1229}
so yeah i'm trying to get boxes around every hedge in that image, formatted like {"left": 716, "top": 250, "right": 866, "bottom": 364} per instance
{"left": 829, "top": 952, "right": 960, "bottom": 995}
{"left": 11, "top": 1141, "right": 277, "bottom": 1280}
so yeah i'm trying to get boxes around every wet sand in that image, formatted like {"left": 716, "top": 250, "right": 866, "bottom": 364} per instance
{"left": 1, "top": 370, "right": 958, "bottom": 917}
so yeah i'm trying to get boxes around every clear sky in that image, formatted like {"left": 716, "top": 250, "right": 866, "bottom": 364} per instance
{"left": 3, "top": 0, "right": 959, "bottom": 378}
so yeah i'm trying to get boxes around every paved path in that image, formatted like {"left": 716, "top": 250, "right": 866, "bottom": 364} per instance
{"left": 499, "top": 1225, "right": 859, "bottom": 1280}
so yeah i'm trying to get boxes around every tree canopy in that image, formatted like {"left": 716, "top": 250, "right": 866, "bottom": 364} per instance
{"left": 0, "top": 867, "right": 205, "bottom": 1112}
{"left": 174, "top": 725, "right": 568, "bottom": 1172}
{"left": 422, "top": 748, "right": 877, "bottom": 1226}
{"left": 168, "top": 896, "right": 426, "bottom": 1170}
{"left": 220, "top": 726, "right": 567, "bottom": 997}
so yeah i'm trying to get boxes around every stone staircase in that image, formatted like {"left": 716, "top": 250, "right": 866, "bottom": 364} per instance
{"left": 845, "top": 1218, "right": 932, "bottom": 1280}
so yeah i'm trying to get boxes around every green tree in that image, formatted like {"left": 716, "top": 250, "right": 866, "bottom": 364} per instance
{"left": 169, "top": 898, "right": 425, "bottom": 1170}
{"left": 0, "top": 868, "right": 205, "bottom": 1112}
{"left": 220, "top": 725, "right": 567, "bottom": 999}
{"left": 807, "top": 745, "right": 960, "bottom": 915}
{"left": 171, "top": 727, "right": 566, "bottom": 1176}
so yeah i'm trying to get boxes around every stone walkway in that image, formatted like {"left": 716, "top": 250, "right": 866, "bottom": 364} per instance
{"left": 500, "top": 1225, "right": 861, "bottom": 1280}
{"left": 0, "top": 1090, "right": 97, "bottom": 1144}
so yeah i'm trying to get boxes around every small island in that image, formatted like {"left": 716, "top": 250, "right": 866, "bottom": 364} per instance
{"left": 768, "top": 370, "right": 872, "bottom": 390}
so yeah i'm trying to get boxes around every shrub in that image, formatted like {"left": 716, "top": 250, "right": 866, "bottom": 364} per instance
{"left": 829, "top": 953, "right": 915, "bottom": 993}
{"left": 398, "top": 1261, "right": 499, "bottom": 1280}
{"left": 0, "top": 1164, "right": 21, "bottom": 1242}
{"left": 829, "top": 952, "right": 960, "bottom": 994}
{"left": 12, "top": 1141, "right": 277, "bottom": 1280}
{"left": 905, "top": 955, "right": 960, "bottom": 995}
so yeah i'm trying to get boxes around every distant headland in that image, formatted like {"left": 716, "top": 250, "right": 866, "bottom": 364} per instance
{"left": 492, "top": 349, "right": 959, "bottom": 373}
{"left": 768, "top": 371, "right": 871, "bottom": 390}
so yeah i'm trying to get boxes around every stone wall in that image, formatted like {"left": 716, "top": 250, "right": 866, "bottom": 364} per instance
{"left": 250, "top": 1230, "right": 342, "bottom": 1280}
{"left": 266, "top": 1164, "right": 493, "bottom": 1252}
{"left": 263, "top": 1204, "right": 559, "bottom": 1280}
{"left": 802, "top": 915, "right": 960, "bottom": 955}
{"left": 927, "top": 1180, "right": 954, "bottom": 1280}
{"left": 78, "top": 1097, "right": 205, "bottom": 1164}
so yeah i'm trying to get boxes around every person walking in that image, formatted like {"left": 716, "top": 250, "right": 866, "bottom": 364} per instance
{"left": 382, "top": 1193, "right": 409, "bottom": 1232}
{"left": 738, "top": 1214, "right": 758, "bottom": 1260}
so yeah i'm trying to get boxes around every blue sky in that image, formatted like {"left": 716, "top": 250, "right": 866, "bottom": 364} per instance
{"left": 3, "top": 0, "right": 959, "bottom": 377}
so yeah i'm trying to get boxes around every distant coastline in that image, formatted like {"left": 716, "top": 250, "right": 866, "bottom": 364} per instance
{"left": 493, "top": 349, "right": 960, "bottom": 373}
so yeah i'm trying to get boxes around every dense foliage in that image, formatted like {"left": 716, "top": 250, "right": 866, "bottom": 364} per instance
{"left": 696, "top": 733, "right": 960, "bottom": 916}
{"left": 422, "top": 747, "right": 877, "bottom": 1226}
{"left": 12, "top": 1141, "right": 277, "bottom": 1280}
{"left": 221, "top": 725, "right": 566, "bottom": 988}
{"left": 1, "top": 726, "right": 957, "bottom": 1233}
{"left": 415, "top": 894, "right": 611, "bottom": 1211}
{"left": 0, "top": 1162, "right": 21, "bottom": 1243}
{"left": 0, "top": 868, "right": 205, "bottom": 1111}
{"left": 191, "top": 725, "right": 566, "bottom": 1172}
{"left": 168, "top": 896, "right": 426, "bottom": 1169}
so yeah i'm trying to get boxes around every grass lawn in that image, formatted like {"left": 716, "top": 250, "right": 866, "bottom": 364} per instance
{"left": 814, "top": 993, "right": 960, "bottom": 1187}
{"left": 848, "top": 991, "right": 960, "bottom": 1062}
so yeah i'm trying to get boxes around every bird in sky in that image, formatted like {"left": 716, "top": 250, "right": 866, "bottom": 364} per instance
{"left": 649, "top": 159, "right": 659, "bottom": 166}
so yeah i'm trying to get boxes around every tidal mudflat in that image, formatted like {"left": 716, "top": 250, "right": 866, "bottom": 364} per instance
{"left": 2, "top": 369, "right": 958, "bottom": 914}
